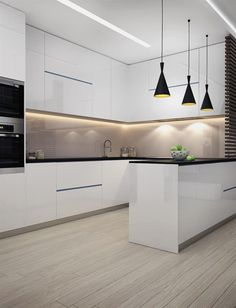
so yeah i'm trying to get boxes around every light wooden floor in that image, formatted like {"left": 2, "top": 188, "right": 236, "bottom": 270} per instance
{"left": 0, "top": 208, "right": 235, "bottom": 308}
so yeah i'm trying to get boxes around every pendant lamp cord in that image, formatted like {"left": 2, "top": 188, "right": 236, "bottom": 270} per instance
{"left": 161, "top": 0, "right": 164, "bottom": 62}
{"left": 188, "top": 19, "right": 190, "bottom": 76}
{"left": 206, "top": 34, "right": 208, "bottom": 84}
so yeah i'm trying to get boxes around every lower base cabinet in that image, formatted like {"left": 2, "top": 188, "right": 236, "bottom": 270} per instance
{"left": 26, "top": 164, "right": 57, "bottom": 225}
{"left": 57, "top": 186, "right": 102, "bottom": 218}
{"left": 0, "top": 173, "right": 26, "bottom": 232}
{"left": 0, "top": 160, "right": 130, "bottom": 234}
{"left": 102, "top": 161, "right": 129, "bottom": 208}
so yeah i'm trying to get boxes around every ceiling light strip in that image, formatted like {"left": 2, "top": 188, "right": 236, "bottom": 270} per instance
{"left": 56, "top": 0, "right": 151, "bottom": 48}
{"left": 205, "top": 0, "right": 236, "bottom": 35}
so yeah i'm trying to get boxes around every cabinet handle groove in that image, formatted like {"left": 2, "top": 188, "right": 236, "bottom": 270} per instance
{"left": 57, "top": 184, "right": 102, "bottom": 192}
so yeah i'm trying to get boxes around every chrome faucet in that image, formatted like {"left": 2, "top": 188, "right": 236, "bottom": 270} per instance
{"left": 104, "top": 139, "right": 112, "bottom": 157}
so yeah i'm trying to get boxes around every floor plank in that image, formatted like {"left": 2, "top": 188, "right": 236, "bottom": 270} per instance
{"left": 0, "top": 208, "right": 235, "bottom": 308}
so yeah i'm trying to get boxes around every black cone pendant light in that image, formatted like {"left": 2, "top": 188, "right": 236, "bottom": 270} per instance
{"left": 182, "top": 19, "right": 196, "bottom": 106}
{"left": 201, "top": 35, "right": 214, "bottom": 111}
{"left": 154, "top": 0, "right": 170, "bottom": 98}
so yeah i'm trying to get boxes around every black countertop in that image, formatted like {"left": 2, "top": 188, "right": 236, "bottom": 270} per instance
{"left": 129, "top": 158, "right": 236, "bottom": 166}
{"left": 26, "top": 157, "right": 236, "bottom": 165}
{"left": 26, "top": 157, "right": 161, "bottom": 163}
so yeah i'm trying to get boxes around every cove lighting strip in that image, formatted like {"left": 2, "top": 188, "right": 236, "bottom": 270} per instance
{"left": 56, "top": 0, "right": 151, "bottom": 48}
{"left": 205, "top": 0, "right": 236, "bottom": 35}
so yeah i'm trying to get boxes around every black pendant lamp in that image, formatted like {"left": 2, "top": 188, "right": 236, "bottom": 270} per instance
{"left": 154, "top": 0, "right": 170, "bottom": 98}
{"left": 201, "top": 35, "right": 214, "bottom": 111}
{"left": 182, "top": 19, "right": 196, "bottom": 106}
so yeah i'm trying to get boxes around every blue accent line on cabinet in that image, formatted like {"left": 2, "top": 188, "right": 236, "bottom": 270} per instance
{"left": 45, "top": 70, "right": 93, "bottom": 85}
{"left": 223, "top": 186, "right": 236, "bottom": 192}
{"left": 149, "top": 81, "right": 199, "bottom": 92}
{"left": 57, "top": 184, "right": 102, "bottom": 192}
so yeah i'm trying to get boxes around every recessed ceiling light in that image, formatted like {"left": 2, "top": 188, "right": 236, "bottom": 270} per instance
{"left": 56, "top": 0, "right": 151, "bottom": 48}
{"left": 205, "top": 0, "right": 236, "bottom": 35}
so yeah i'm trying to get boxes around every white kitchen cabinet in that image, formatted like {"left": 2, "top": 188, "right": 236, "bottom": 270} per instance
{"left": 102, "top": 160, "right": 129, "bottom": 208}
{"left": 199, "top": 42, "right": 225, "bottom": 117}
{"left": 149, "top": 50, "right": 199, "bottom": 90}
{"left": 111, "top": 60, "right": 128, "bottom": 121}
{"left": 57, "top": 161, "right": 102, "bottom": 218}
{"left": 26, "top": 50, "right": 45, "bottom": 110}
{"left": 0, "top": 3, "right": 25, "bottom": 81}
{"left": 127, "top": 62, "right": 150, "bottom": 122}
{"left": 57, "top": 162, "right": 102, "bottom": 190}
{"left": 128, "top": 49, "right": 200, "bottom": 122}
{"left": 26, "top": 26, "right": 45, "bottom": 110}
{"left": 45, "top": 33, "right": 93, "bottom": 82}
{"left": 0, "top": 173, "right": 26, "bottom": 232}
{"left": 44, "top": 71, "right": 93, "bottom": 116}
{"left": 92, "top": 53, "right": 112, "bottom": 119}
{"left": 57, "top": 186, "right": 102, "bottom": 218}
{"left": 26, "top": 164, "right": 57, "bottom": 225}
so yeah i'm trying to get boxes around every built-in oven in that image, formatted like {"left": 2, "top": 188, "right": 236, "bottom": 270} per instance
{"left": 0, "top": 119, "right": 24, "bottom": 173}
{"left": 0, "top": 77, "right": 24, "bottom": 119}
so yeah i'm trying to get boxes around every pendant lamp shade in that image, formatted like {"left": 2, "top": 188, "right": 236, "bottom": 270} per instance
{"left": 182, "top": 75, "right": 196, "bottom": 105}
{"left": 201, "top": 84, "right": 213, "bottom": 111}
{"left": 154, "top": 0, "right": 170, "bottom": 99}
{"left": 154, "top": 62, "right": 170, "bottom": 98}
{"left": 182, "top": 19, "right": 196, "bottom": 106}
{"left": 201, "top": 35, "right": 214, "bottom": 111}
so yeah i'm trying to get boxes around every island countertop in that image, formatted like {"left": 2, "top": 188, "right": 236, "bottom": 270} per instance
{"left": 129, "top": 158, "right": 236, "bottom": 166}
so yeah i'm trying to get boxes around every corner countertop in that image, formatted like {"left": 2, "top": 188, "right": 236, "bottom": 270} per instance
{"left": 26, "top": 157, "right": 161, "bottom": 163}
{"left": 129, "top": 158, "right": 236, "bottom": 166}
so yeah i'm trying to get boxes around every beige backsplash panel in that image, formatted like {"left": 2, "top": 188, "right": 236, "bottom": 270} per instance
{"left": 26, "top": 113, "right": 225, "bottom": 158}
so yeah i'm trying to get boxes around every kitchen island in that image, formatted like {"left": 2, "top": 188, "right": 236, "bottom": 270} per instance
{"left": 129, "top": 159, "right": 236, "bottom": 253}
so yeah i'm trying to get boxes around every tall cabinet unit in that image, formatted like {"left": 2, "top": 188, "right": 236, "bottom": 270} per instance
{"left": 0, "top": 3, "right": 25, "bottom": 81}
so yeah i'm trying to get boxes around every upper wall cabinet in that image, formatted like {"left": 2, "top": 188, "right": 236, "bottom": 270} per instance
{"left": 92, "top": 53, "right": 112, "bottom": 119}
{"left": 111, "top": 60, "right": 128, "bottom": 121}
{"left": 26, "top": 26, "right": 45, "bottom": 110}
{"left": 199, "top": 43, "right": 225, "bottom": 117}
{"left": 0, "top": 3, "right": 25, "bottom": 81}
{"left": 44, "top": 34, "right": 94, "bottom": 117}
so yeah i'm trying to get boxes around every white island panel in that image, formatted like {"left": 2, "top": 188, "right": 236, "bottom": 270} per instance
{"left": 129, "top": 163, "right": 179, "bottom": 253}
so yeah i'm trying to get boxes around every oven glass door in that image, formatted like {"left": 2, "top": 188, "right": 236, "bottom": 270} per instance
{"left": 0, "top": 133, "right": 24, "bottom": 168}
{"left": 0, "top": 83, "right": 24, "bottom": 118}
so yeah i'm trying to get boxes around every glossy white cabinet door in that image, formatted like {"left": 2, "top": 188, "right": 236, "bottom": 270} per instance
{"left": 0, "top": 3, "right": 25, "bottom": 81}
{"left": 0, "top": 2, "right": 25, "bottom": 34}
{"left": 128, "top": 49, "right": 200, "bottom": 121}
{"left": 148, "top": 83, "right": 199, "bottom": 120}
{"left": 45, "top": 33, "right": 93, "bottom": 82}
{"left": 26, "top": 50, "right": 45, "bottom": 110}
{"left": 26, "top": 26, "right": 45, "bottom": 110}
{"left": 44, "top": 72, "right": 93, "bottom": 117}
{"left": 26, "top": 26, "right": 44, "bottom": 54}
{"left": 199, "top": 43, "right": 225, "bottom": 117}
{"left": 111, "top": 60, "right": 128, "bottom": 121}
{"left": 57, "top": 162, "right": 102, "bottom": 190}
{"left": 92, "top": 53, "right": 112, "bottom": 119}
{"left": 149, "top": 49, "right": 199, "bottom": 91}
{"left": 57, "top": 186, "right": 102, "bottom": 218}
{"left": 102, "top": 160, "right": 129, "bottom": 208}
{"left": 127, "top": 62, "right": 150, "bottom": 122}
{"left": 0, "top": 27, "right": 25, "bottom": 81}
{"left": 26, "top": 164, "right": 57, "bottom": 225}
{"left": 0, "top": 174, "right": 26, "bottom": 232}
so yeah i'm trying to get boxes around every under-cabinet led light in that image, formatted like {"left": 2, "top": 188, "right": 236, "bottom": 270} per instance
{"left": 56, "top": 0, "right": 151, "bottom": 48}
{"left": 205, "top": 0, "right": 236, "bottom": 35}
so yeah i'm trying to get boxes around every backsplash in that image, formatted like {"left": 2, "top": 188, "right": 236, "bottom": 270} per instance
{"left": 26, "top": 113, "right": 225, "bottom": 158}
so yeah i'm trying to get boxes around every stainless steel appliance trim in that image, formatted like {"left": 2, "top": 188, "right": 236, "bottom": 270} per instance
{"left": 0, "top": 167, "right": 24, "bottom": 175}
{"left": 0, "top": 76, "right": 24, "bottom": 87}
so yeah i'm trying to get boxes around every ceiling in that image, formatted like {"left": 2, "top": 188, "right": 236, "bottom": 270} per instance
{"left": 1, "top": 0, "right": 235, "bottom": 64}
